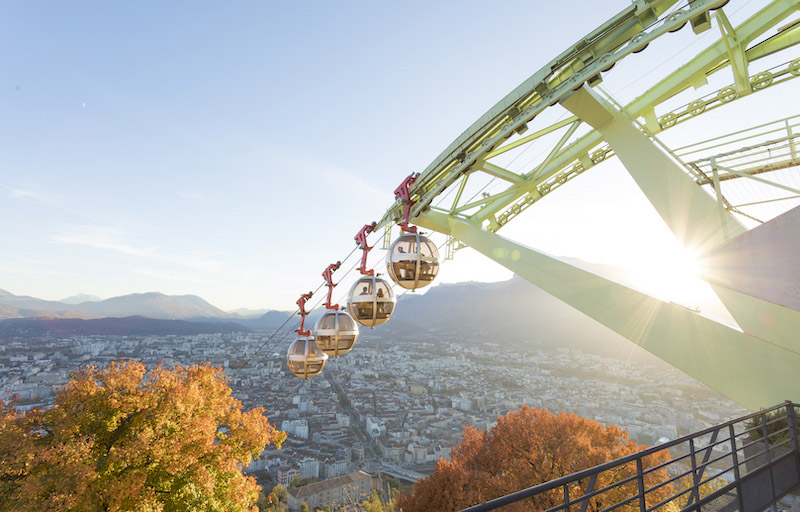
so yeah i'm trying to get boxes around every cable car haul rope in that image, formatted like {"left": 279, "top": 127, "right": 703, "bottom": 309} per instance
{"left": 286, "top": 173, "right": 441, "bottom": 378}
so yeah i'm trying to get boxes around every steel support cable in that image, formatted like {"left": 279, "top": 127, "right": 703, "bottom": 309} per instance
{"left": 430, "top": 107, "right": 576, "bottom": 217}
{"left": 236, "top": 239, "right": 428, "bottom": 382}
{"left": 231, "top": 221, "right": 418, "bottom": 378}
{"left": 509, "top": 111, "right": 575, "bottom": 178}
{"left": 241, "top": 249, "right": 362, "bottom": 368}
{"left": 318, "top": 234, "right": 452, "bottom": 332}
{"left": 546, "top": 0, "right": 690, "bottom": 82}
{"left": 236, "top": 214, "right": 446, "bottom": 382}
{"left": 230, "top": 244, "right": 361, "bottom": 378}
{"left": 615, "top": 0, "right": 759, "bottom": 100}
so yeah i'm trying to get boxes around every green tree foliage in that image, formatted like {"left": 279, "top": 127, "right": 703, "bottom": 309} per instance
{"left": 0, "top": 360, "right": 286, "bottom": 512}
{"left": 745, "top": 408, "right": 790, "bottom": 443}
{"left": 271, "top": 483, "right": 288, "bottom": 503}
{"left": 362, "top": 489, "right": 397, "bottom": 512}
{"left": 258, "top": 483, "right": 288, "bottom": 512}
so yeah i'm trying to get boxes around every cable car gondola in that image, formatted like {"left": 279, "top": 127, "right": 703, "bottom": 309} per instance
{"left": 286, "top": 336, "right": 328, "bottom": 378}
{"left": 348, "top": 223, "right": 398, "bottom": 327}
{"left": 286, "top": 291, "right": 328, "bottom": 378}
{"left": 347, "top": 274, "right": 396, "bottom": 327}
{"left": 313, "top": 261, "right": 361, "bottom": 356}
{"left": 386, "top": 173, "right": 440, "bottom": 290}
{"left": 386, "top": 231, "right": 439, "bottom": 290}
{"left": 314, "top": 309, "right": 359, "bottom": 357}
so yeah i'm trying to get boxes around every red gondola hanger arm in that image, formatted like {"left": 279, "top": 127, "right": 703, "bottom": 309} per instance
{"left": 355, "top": 222, "right": 376, "bottom": 276}
{"left": 295, "top": 291, "right": 313, "bottom": 336}
{"left": 322, "top": 261, "right": 341, "bottom": 310}
{"left": 394, "top": 173, "right": 420, "bottom": 233}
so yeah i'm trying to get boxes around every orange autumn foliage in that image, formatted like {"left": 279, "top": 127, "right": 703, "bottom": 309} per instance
{"left": 0, "top": 360, "right": 285, "bottom": 512}
{"left": 398, "top": 406, "right": 671, "bottom": 512}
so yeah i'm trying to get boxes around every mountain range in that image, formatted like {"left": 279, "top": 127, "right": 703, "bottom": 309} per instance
{"left": 0, "top": 288, "right": 292, "bottom": 336}
{"left": 0, "top": 316, "right": 248, "bottom": 338}
{"left": 0, "top": 289, "right": 238, "bottom": 321}
{"left": 0, "top": 258, "right": 726, "bottom": 347}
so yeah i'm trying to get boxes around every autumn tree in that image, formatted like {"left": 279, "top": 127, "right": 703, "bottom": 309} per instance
{"left": 0, "top": 360, "right": 286, "bottom": 512}
{"left": 398, "top": 406, "right": 671, "bottom": 512}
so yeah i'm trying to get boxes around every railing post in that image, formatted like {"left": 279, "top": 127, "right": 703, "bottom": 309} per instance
{"left": 689, "top": 439, "right": 700, "bottom": 512}
{"left": 760, "top": 412, "right": 772, "bottom": 465}
{"left": 786, "top": 402, "right": 800, "bottom": 492}
{"left": 729, "top": 424, "right": 746, "bottom": 512}
{"left": 636, "top": 459, "right": 646, "bottom": 512}
{"left": 787, "top": 402, "right": 799, "bottom": 453}
{"left": 761, "top": 411, "right": 778, "bottom": 510}
{"left": 563, "top": 484, "right": 571, "bottom": 512}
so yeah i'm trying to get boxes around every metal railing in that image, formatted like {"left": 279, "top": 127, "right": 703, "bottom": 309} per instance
{"left": 459, "top": 402, "right": 800, "bottom": 512}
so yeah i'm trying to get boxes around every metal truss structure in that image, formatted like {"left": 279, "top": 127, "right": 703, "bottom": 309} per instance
{"left": 370, "top": 0, "right": 800, "bottom": 410}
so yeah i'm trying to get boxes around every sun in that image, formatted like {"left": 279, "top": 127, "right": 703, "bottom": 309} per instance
{"left": 629, "top": 243, "right": 709, "bottom": 308}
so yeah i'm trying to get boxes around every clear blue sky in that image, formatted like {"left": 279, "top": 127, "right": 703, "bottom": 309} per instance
{"left": 0, "top": 1, "right": 794, "bottom": 310}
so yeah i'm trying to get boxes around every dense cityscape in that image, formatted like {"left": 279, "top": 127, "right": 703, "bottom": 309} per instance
{"left": 0, "top": 326, "right": 750, "bottom": 508}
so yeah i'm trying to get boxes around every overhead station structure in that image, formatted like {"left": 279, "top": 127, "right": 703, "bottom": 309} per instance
{"left": 289, "top": 0, "right": 800, "bottom": 411}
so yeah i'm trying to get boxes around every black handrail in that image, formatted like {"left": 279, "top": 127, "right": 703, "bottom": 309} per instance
{"left": 459, "top": 401, "right": 800, "bottom": 512}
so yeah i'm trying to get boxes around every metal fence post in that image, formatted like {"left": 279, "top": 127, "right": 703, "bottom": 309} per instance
{"left": 786, "top": 402, "right": 799, "bottom": 453}
{"left": 761, "top": 413, "right": 772, "bottom": 465}
{"left": 729, "top": 424, "right": 746, "bottom": 512}
{"left": 787, "top": 402, "right": 800, "bottom": 493}
{"left": 761, "top": 411, "right": 778, "bottom": 511}
{"left": 689, "top": 438, "right": 700, "bottom": 512}
{"left": 564, "top": 484, "right": 571, "bottom": 512}
{"left": 636, "top": 459, "right": 646, "bottom": 512}
{"left": 687, "top": 428, "right": 720, "bottom": 506}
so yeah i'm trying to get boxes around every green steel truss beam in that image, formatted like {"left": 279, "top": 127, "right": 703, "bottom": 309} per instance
{"left": 376, "top": 0, "right": 800, "bottom": 234}
{"left": 415, "top": 211, "right": 800, "bottom": 411}
{"left": 560, "top": 85, "right": 747, "bottom": 252}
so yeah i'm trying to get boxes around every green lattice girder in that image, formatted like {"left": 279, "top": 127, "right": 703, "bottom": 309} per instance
{"left": 376, "top": 0, "right": 800, "bottom": 234}
{"left": 414, "top": 210, "right": 800, "bottom": 411}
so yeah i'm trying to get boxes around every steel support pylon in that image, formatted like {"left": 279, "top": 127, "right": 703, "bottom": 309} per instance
{"left": 559, "top": 85, "right": 747, "bottom": 254}
{"left": 416, "top": 210, "right": 800, "bottom": 411}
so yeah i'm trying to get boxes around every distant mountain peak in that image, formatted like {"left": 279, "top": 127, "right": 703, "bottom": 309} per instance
{"left": 76, "top": 291, "right": 231, "bottom": 320}
{"left": 60, "top": 293, "right": 102, "bottom": 304}
{"left": 228, "top": 307, "right": 271, "bottom": 318}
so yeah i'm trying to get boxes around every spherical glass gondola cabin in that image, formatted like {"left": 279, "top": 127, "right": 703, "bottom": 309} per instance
{"left": 347, "top": 275, "right": 396, "bottom": 327}
{"left": 286, "top": 336, "right": 328, "bottom": 378}
{"left": 386, "top": 232, "right": 440, "bottom": 290}
{"left": 313, "top": 309, "right": 359, "bottom": 357}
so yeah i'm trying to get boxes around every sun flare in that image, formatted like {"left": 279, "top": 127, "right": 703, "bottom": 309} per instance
{"left": 629, "top": 244, "right": 708, "bottom": 308}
